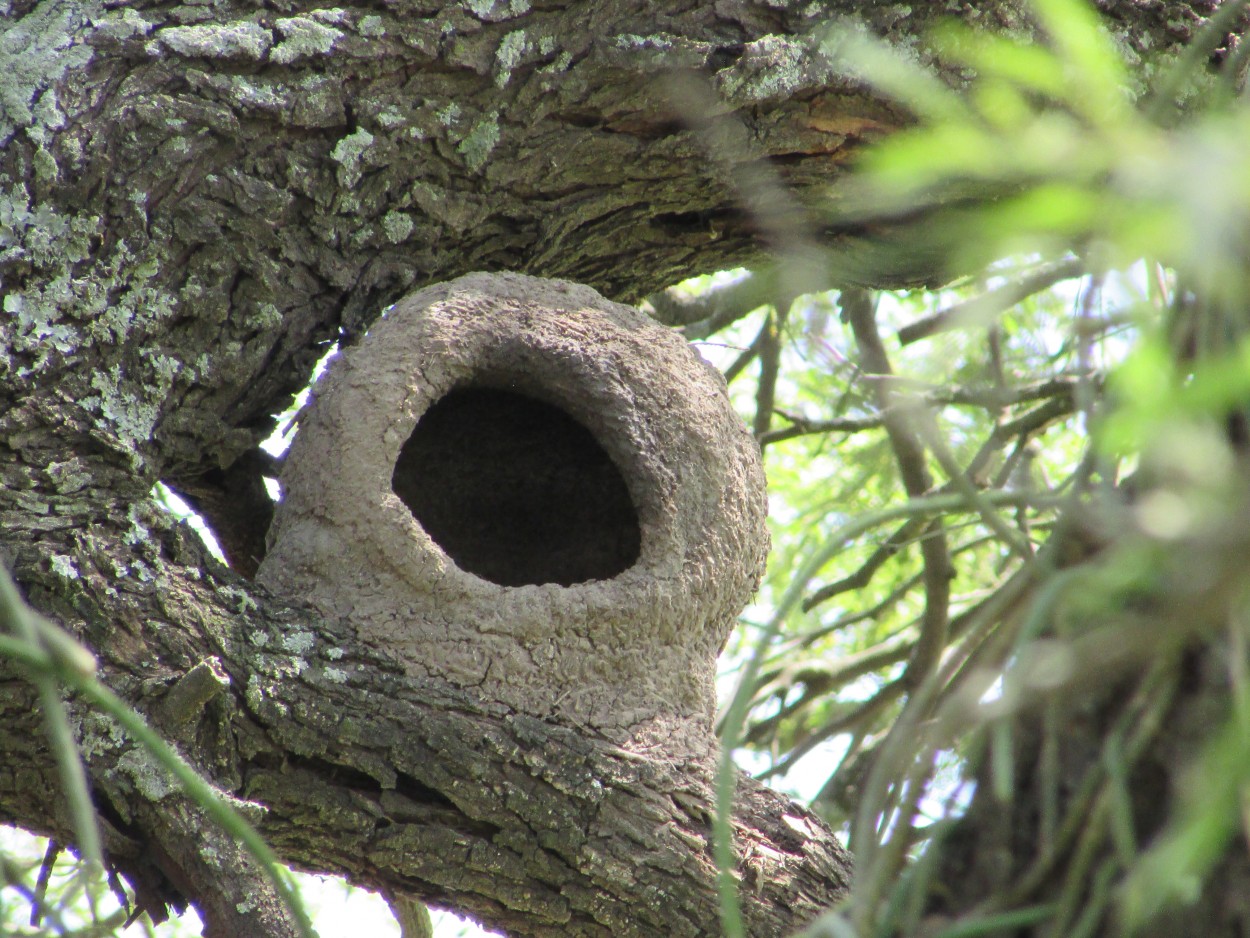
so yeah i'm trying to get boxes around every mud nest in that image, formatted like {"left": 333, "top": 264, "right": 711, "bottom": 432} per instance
{"left": 259, "top": 272, "right": 768, "bottom": 738}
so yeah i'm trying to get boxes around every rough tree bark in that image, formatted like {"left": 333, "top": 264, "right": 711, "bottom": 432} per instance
{"left": 0, "top": 0, "right": 1234, "bottom": 936}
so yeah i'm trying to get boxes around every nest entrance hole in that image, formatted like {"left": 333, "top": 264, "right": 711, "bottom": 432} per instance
{"left": 392, "top": 387, "right": 642, "bottom": 587}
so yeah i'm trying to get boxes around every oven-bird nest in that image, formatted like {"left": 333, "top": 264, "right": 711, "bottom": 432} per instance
{"left": 258, "top": 272, "right": 768, "bottom": 740}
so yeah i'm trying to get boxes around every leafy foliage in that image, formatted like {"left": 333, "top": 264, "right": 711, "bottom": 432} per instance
{"left": 701, "top": 1, "right": 1250, "bottom": 935}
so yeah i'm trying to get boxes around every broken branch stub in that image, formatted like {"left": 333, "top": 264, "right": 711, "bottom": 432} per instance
{"left": 258, "top": 272, "right": 768, "bottom": 742}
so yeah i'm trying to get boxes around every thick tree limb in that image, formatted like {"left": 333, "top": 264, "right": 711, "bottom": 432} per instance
{"left": 0, "top": 485, "right": 852, "bottom": 936}
{"left": 1, "top": 0, "right": 1203, "bottom": 491}
{"left": 132, "top": 795, "right": 300, "bottom": 938}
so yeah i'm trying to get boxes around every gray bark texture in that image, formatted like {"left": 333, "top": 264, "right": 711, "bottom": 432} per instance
{"left": 0, "top": 0, "right": 1234, "bottom": 935}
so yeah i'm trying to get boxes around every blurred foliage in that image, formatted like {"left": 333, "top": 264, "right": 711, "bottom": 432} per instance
{"left": 1, "top": 827, "right": 129, "bottom": 937}
{"left": 698, "top": 0, "right": 1250, "bottom": 935}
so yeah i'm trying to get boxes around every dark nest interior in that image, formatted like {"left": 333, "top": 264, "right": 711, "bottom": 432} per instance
{"left": 392, "top": 386, "right": 641, "bottom": 587}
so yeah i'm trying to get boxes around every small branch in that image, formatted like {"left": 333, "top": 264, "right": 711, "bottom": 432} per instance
{"left": 995, "top": 395, "right": 1079, "bottom": 442}
{"left": 812, "top": 729, "right": 872, "bottom": 817}
{"left": 987, "top": 324, "right": 1007, "bottom": 395}
{"left": 756, "top": 681, "right": 907, "bottom": 782}
{"left": 842, "top": 287, "right": 953, "bottom": 688}
{"left": 32, "top": 840, "right": 58, "bottom": 927}
{"left": 724, "top": 315, "right": 769, "bottom": 384}
{"left": 914, "top": 421, "right": 1034, "bottom": 560}
{"left": 645, "top": 271, "right": 772, "bottom": 337}
{"left": 810, "top": 493, "right": 1062, "bottom": 563}
{"left": 799, "top": 571, "right": 926, "bottom": 641}
{"left": 933, "top": 376, "right": 1087, "bottom": 410}
{"left": 157, "top": 658, "right": 230, "bottom": 739}
{"left": 650, "top": 264, "right": 841, "bottom": 340}
{"left": 386, "top": 892, "right": 435, "bottom": 938}
{"left": 897, "top": 258, "right": 1085, "bottom": 346}
{"left": 758, "top": 412, "right": 883, "bottom": 446}
{"left": 754, "top": 305, "right": 789, "bottom": 440}
{"left": 757, "top": 377, "right": 1088, "bottom": 448}
{"left": 755, "top": 531, "right": 1014, "bottom": 752}
{"left": 801, "top": 517, "right": 927, "bottom": 613}
{"left": 744, "top": 636, "right": 914, "bottom": 747}
{"left": 800, "top": 530, "right": 1006, "bottom": 646}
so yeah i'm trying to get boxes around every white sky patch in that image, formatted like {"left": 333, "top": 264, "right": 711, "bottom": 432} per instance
{"left": 0, "top": 826, "right": 496, "bottom": 938}
{"left": 262, "top": 341, "right": 340, "bottom": 458}
{"left": 292, "top": 874, "right": 500, "bottom": 938}
{"left": 979, "top": 674, "right": 1004, "bottom": 705}
{"left": 154, "top": 482, "right": 226, "bottom": 563}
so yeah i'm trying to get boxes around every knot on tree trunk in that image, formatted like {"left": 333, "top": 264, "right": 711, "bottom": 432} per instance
{"left": 258, "top": 272, "right": 768, "bottom": 741}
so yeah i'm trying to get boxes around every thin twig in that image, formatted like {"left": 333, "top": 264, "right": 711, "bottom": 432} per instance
{"left": 758, "top": 413, "right": 884, "bottom": 446}
{"left": 724, "top": 313, "right": 769, "bottom": 384}
{"left": 756, "top": 680, "right": 907, "bottom": 781}
{"left": 851, "top": 554, "right": 1045, "bottom": 891}
{"left": 745, "top": 635, "right": 914, "bottom": 746}
{"left": 802, "top": 517, "right": 927, "bottom": 612}
{"left": 897, "top": 258, "right": 1085, "bottom": 346}
{"left": 798, "top": 570, "right": 926, "bottom": 642}
{"left": 934, "top": 376, "right": 1089, "bottom": 409}
{"left": 32, "top": 840, "right": 58, "bottom": 927}
{"left": 763, "top": 535, "right": 1008, "bottom": 759}
{"left": 915, "top": 419, "right": 1034, "bottom": 560}
{"left": 995, "top": 395, "right": 1079, "bottom": 441}
{"left": 758, "top": 377, "right": 1088, "bottom": 448}
{"left": 812, "top": 727, "right": 871, "bottom": 814}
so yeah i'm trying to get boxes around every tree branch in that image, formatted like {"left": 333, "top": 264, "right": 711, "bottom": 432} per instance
{"left": 801, "top": 517, "right": 928, "bottom": 613}
{"left": 841, "top": 287, "right": 953, "bottom": 688}
{"left": 0, "top": 496, "right": 852, "bottom": 938}
{"left": 896, "top": 258, "right": 1086, "bottom": 346}
{"left": 754, "top": 305, "right": 788, "bottom": 440}
{"left": 759, "top": 378, "right": 1087, "bottom": 450}
{"left": 647, "top": 273, "right": 776, "bottom": 338}
{"left": 134, "top": 797, "right": 301, "bottom": 938}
